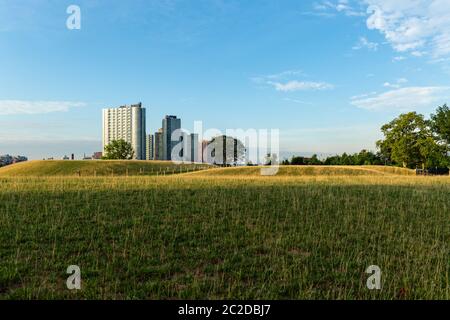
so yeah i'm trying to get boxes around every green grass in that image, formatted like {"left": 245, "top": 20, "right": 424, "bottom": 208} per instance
{"left": 0, "top": 168, "right": 448, "bottom": 299}
{"left": 0, "top": 160, "right": 213, "bottom": 177}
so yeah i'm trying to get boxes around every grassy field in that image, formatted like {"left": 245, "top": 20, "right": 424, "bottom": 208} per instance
{"left": 0, "top": 163, "right": 448, "bottom": 299}
{"left": 0, "top": 160, "right": 212, "bottom": 177}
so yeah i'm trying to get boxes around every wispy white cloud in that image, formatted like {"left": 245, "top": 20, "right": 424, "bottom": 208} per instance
{"left": 269, "top": 81, "right": 334, "bottom": 92}
{"left": 350, "top": 86, "right": 450, "bottom": 111}
{"left": 382, "top": 78, "right": 408, "bottom": 89}
{"left": 283, "top": 98, "right": 313, "bottom": 105}
{"left": 252, "top": 70, "right": 333, "bottom": 92}
{"left": 392, "top": 56, "right": 406, "bottom": 62}
{"left": 383, "top": 82, "right": 400, "bottom": 89}
{"left": 0, "top": 100, "right": 86, "bottom": 115}
{"left": 266, "top": 69, "right": 305, "bottom": 79}
{"left": 351, "top": 92, "right": 378, "bottom": 100}
{"left": 364, "top": 0, "right": 450, "bottom": 60}
{"left": 352, "top": 36, "right": 379, "bottom": 51}
{"left": 251, "top": 69, "right": 305, "bottom": 83}
{"left": 411, "top": 50, "right": 427, "bottom": 57}
{"left": 312, "top": 0, "right": 366, "bottom": 17}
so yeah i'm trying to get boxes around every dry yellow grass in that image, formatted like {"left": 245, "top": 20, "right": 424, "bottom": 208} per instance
{"left": 186, "top": 165, "right": 416, "bottom": 177}
{"left": 0, "top": 160, "right": 212, "bottom": 177}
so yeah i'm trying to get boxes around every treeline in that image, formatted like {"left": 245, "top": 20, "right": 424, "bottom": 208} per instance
{"left": 282, "top": 105, "right": 450, "bottom": 169}
{"left": 281, "top": 150, "right": 383, "bottom": 166}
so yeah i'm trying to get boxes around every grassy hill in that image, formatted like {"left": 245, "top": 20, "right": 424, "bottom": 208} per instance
{"left": 0, "top": 160, "right": 212, "bottom": 177}
{"left": 0, "top": 161, "right": 416, "bottom": 177}
{"left": 187, "top": 165, "right": 416, "bottom": 177}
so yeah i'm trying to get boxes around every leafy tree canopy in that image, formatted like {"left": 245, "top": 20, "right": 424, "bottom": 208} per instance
{"left": 431, "top": 104, "right": 450, "bottom": 148}
{"left": 206, "top": 135, "right": 246, "bottom": 166}
{"left": 283, "top": 151, "right": 383, "bottom": 166}
{"left": 103, "top": 140, "right": 135, "bottom": 160}
{"left": 377, "top": 111, "right": 448, "bottom": 169}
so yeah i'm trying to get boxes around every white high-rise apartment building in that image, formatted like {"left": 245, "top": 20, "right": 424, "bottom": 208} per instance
{"left": 102, "top": 103, "right": 146, "bottom": 160}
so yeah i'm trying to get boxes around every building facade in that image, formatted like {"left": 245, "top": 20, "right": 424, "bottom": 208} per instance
{"left": 146, "top": 134, "right": 154, "bottom": 160}
{"left": 102, "top": 103, "right": 146, "bottom": 160}
{"left": 190, "top": 133, "right": 199, "bottom": 163}
{"left": 177, "top": 132, "right": 200, "bottom": 163}
{"left": 92, "top": 152, "right": 103, "bottom": 160}
{"left": 154, "top": 129, "right": 163, "bottom": 160}
{"left": 162, "top": 115, "right": 181, "bottom": 160}
{"left": 201, "top": 140, "right": 209, "bottom": 163}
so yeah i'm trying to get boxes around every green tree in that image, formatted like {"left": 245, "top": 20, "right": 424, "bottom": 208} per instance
{"left": 431, "top": 104, "right": 450, "bottom": 149}
{"left": 290, "top": 156, "right": 306, "bottom": 165}
{"left": 103, "top": 139, "right": 135, "bottom": 160}
{"left": 308, "top": 154, "right": 322, "bottom": 165}
{"left": 376, "top": 112, "right": 442, "bottom": 168}
{"left": 418, "top": 136, "right": 448, "bottom": 168}
{"left": 207, "top": 135, "right": 246, "bottom": 166}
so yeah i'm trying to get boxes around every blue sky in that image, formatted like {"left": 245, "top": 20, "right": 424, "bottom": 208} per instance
{"left": 1, "top": 0, "right": 450, "bottom": 159}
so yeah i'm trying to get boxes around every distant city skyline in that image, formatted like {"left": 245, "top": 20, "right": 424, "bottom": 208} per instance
{"left": 101, "top": 105, "right": 202, "bottom": 163}
{"left": 1, "top": 1, "right": 450, "bottom": 160}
